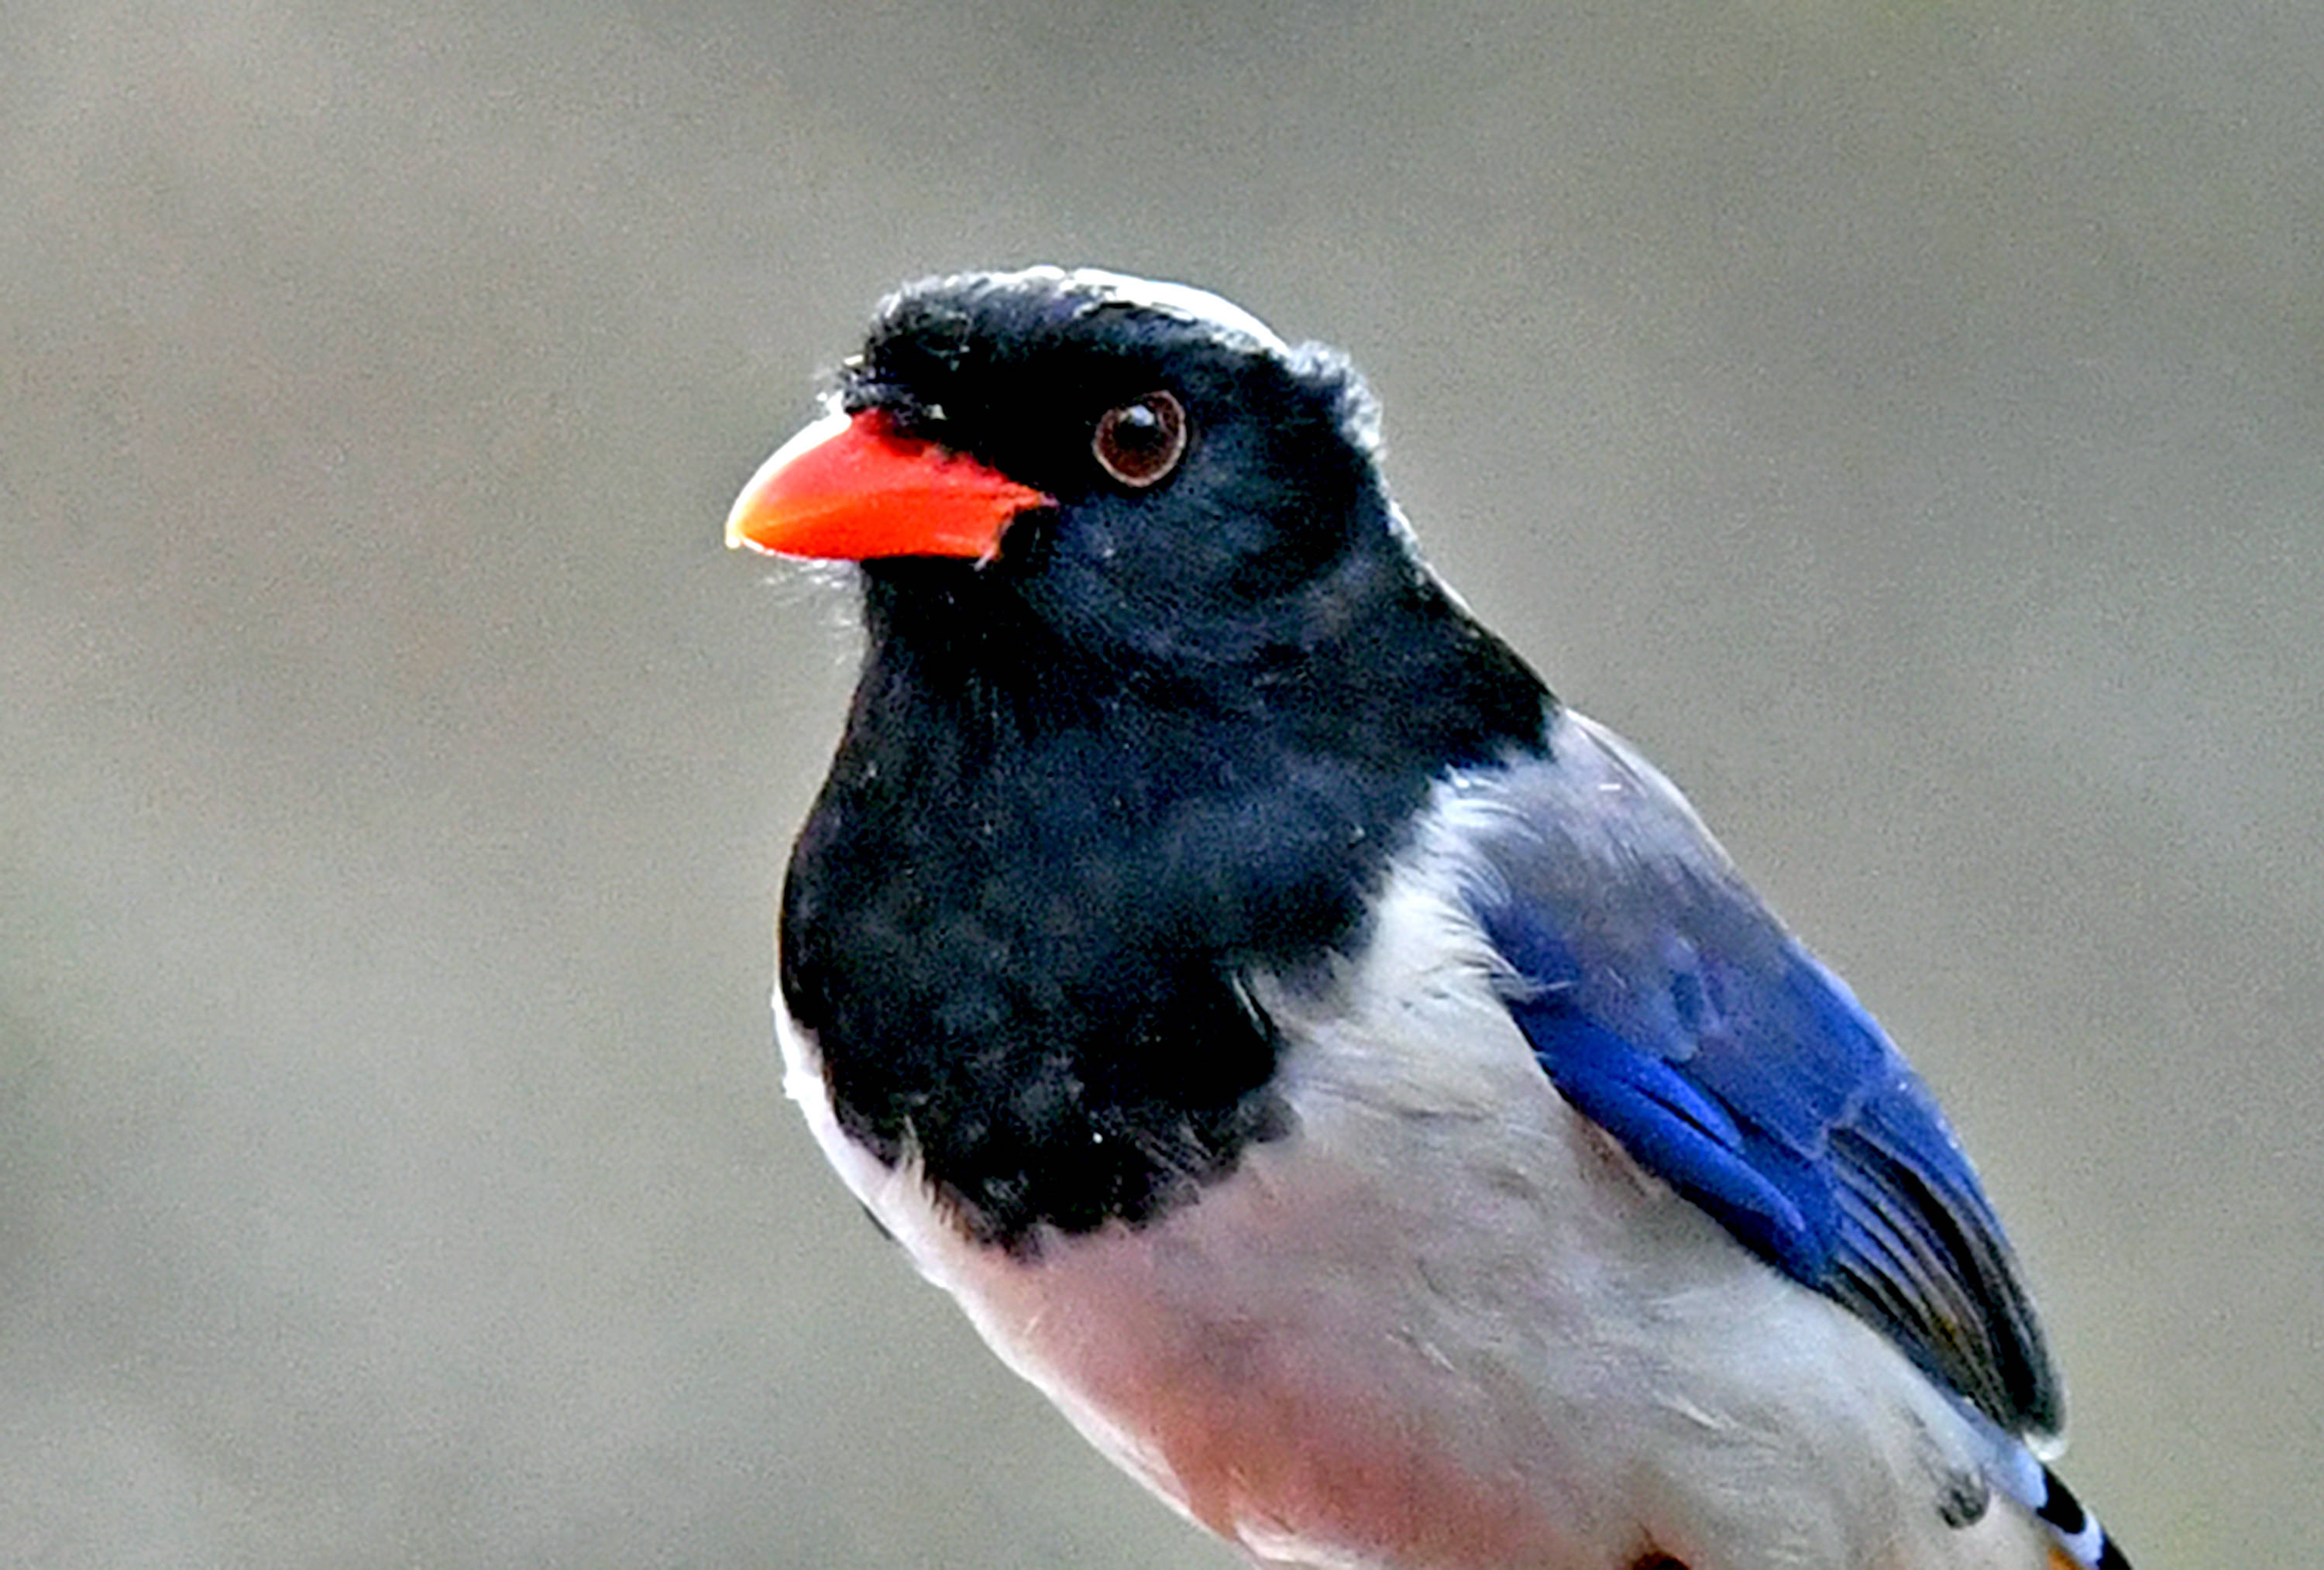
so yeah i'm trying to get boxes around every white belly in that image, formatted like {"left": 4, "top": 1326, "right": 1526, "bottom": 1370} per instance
{"left": 777, "top": 857, "right": 2055, "bottom": 1570}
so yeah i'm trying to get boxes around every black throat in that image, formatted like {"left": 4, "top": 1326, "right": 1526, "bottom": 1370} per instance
{"left": 780, "top": 530, "right": 1549, "bottom": 1252}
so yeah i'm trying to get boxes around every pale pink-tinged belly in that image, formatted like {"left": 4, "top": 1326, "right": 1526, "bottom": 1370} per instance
{"left": 1095, "top": 1355, "right": 1593, "bottom": 1569}
{"left": 954, "top": 1240, "right": 1614, "bottom": 1570}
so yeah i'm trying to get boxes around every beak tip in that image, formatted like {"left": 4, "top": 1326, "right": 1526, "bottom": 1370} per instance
{"left": 723, "top": 508, "right": 772, "bottom": 555}
{"left": 724, "top": 409, "right": 856, "bottom": 558}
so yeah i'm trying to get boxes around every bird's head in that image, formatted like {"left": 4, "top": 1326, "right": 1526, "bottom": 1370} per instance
{"left": 728, "top": 266, "right": 1418, "bottom": 685}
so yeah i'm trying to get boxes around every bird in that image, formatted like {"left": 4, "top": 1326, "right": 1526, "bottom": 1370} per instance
{"left": 726, "top": 266, "right": 2130, "bottom": 1570}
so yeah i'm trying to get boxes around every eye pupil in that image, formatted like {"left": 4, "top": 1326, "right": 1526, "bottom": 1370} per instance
{"left": 1093, "top": 391, "right": 1188, "bottom": 487}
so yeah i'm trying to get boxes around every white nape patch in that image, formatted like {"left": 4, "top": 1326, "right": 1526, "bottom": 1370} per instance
{"left": 776, "top": 792, "right": 2061, "bottom": 1570}
{"left": 1061, "top": 266, "right": 1291, "bottom": 356}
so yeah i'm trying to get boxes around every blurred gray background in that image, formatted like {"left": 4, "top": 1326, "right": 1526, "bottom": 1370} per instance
{"left": 3, "top": 2, "right": 2318, "bottom": 1565}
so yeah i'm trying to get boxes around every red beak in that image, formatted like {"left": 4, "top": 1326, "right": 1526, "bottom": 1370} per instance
{"left": 725, "top": 410, "right": 1054, "bottom": 562}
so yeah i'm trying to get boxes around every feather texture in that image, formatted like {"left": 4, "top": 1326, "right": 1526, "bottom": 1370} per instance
{"left": 1448, "top": 712, "right": 2061, "bottom": 1441}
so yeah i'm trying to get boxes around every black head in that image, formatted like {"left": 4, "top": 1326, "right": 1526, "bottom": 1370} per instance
{"left": 831, "top": 266, "right": 1431, "bottom": 686}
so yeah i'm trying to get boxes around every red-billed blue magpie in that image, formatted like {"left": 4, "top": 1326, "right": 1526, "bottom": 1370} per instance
{"left": 728, "top": 267, "right": 2130, "bottom": 1570}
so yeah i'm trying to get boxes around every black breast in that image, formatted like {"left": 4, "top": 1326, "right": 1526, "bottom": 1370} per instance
{"left": 781, "top": 552, "right": 1548, "bottom": 1252}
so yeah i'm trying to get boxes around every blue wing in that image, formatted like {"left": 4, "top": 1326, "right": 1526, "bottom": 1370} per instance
{"left": 1452, "top": 713, "right": 2061, "bottom": 1439}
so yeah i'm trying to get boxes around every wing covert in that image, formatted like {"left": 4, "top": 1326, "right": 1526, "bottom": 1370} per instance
{"left": 1451, "top": 713, "right": 2062, "bottom": 1439}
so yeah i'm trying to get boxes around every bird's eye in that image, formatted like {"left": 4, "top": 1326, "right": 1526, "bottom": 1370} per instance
{"left": 1092, "top": 391, "right": 1188, "bottom": 488}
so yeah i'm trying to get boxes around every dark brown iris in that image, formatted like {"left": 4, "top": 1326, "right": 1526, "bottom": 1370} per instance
{"left": 1092, "top": 390, "right": 1188, "bottom": 488}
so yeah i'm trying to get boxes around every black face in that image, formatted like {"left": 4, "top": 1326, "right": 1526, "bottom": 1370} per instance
{"left": 782, "top": 270, "right": 1552, "bottom": 1250}
{"left": 836, "top": 268, "right": 1398, "bottom": 682}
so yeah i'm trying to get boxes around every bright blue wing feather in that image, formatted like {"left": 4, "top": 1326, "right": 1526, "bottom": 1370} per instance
{"left": 1456, "top": 717, "right": 2061, "bottom": 1438}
